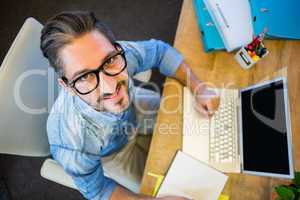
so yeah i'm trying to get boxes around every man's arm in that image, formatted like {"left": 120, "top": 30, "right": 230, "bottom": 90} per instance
{"left": 121, "top": 39, "right": 183, "bottom": 77}
{"left": 50, "top": 145, "right": 118, "bottom": 200}
{"left": 121, "top": 39, "right": 219, "bottom": 117}
{"left": 174, "top": 61, "right": 220, "bottom": 118}
{"left": 110, "top": 185, "right": 189, "bottom": 200}
{"left": 174, "top": 60, "right": 204, "bottom": 94}
{"left": 110, "top": 186, "right": 152, "bottom": 200}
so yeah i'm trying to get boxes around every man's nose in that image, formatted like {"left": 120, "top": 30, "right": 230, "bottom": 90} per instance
{"left": 99, "top": 72, "right": 118, "bottom": 94}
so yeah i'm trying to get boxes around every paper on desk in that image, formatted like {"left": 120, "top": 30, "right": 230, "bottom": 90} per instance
{"left": 157, "top": 151, "right": 228, "bottom": 200}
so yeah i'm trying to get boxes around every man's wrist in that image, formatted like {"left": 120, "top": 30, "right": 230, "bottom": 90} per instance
{"left": 136, "top": 195, "right": 156, "bottom": 200}
{"left": 174, "top": 60, "right": 207, "bottom": 95}
{"left": 190, "top": 78, "right": 206, "bottom": 96}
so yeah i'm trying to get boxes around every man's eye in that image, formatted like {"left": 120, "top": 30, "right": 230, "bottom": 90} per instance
{"left": 105, "top": 57, "right": 115, "bottom": 66}
{"left": 78, "top": 73, "right": 92, "bottom": 81}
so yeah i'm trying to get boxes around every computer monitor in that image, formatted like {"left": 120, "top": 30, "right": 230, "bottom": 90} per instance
{"left": 239, "top": 77, "right": 294, "bottom": 179}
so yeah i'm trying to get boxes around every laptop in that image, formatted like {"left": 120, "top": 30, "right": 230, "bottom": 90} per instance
{"left": 183, "top": 77, "right": 294, "bottom": 179}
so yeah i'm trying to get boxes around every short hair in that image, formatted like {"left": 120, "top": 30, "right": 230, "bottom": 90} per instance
{"left": 40, "top": 11, "right": 116, "bottom": 76}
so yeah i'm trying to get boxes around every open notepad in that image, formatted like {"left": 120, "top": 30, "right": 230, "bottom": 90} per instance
{"left": 157, "top": 151, "right": 228, "bottom": 200}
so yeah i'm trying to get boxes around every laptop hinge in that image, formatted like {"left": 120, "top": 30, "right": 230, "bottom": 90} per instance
{"left": 237, "top": 90, "right": 243, "bottom": 173}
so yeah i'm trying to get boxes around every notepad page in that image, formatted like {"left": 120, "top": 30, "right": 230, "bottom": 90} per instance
{"left": 157, "top": 151, "right": 228, "bottom": 200}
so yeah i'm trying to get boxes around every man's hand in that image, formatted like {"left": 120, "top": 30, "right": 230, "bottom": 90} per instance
{"left": 174, "top": 61, "right": 220, "bottom": 118}
{"left": 194, "top": 86, "right": 220, "bottom": 118}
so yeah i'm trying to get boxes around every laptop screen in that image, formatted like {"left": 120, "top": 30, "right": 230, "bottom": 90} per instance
{"left": 240, "top": 79, "right": 292, "bottom": 177}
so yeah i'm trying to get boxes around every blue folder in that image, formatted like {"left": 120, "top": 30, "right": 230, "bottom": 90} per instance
{"left": 193, "top": 0, "right": 224, "bottom": 52}
{"left": 194, "top": 0, "right": 300, "bottom": 52}
{"left": 250, "top": 0, "right": 300, "bottom": 40}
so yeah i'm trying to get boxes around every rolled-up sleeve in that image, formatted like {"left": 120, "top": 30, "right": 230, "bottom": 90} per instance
{"left": 121, "top": 39, "right": 183, "bottom": 77}
{"left": 50, "top": 145, "right": 117, "bottom": 200}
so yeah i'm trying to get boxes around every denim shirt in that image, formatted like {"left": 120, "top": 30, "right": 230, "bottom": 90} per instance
{"left": 47, "top": 39, "right": 183, "bottom": 200}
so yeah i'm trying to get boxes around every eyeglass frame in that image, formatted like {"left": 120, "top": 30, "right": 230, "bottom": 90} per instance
{"left": 61, "top": 42, "right": 127, "bottom": 95}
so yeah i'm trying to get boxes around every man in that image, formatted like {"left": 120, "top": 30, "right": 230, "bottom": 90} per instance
{"left": 41, "top": 11, "right": 220, "bottom": 200}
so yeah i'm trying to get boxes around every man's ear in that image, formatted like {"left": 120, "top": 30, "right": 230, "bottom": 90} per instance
{"left": 58, "top": 78, "right": 76, "bottom": 96}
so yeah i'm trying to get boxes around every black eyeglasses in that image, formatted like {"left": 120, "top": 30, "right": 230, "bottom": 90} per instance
{"left": 62, "top": 43, "right": 127, "bottom": 95}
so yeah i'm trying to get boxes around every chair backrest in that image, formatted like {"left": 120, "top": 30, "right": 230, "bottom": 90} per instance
{"left": 0, "top": 18, "right": 58, "bottom": 156}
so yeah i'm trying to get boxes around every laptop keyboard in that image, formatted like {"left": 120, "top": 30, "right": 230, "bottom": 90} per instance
{"left": 209, "top": 89, "right": 238, "bottom": 164}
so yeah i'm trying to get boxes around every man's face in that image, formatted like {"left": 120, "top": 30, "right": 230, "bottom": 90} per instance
{"left": 59, "top": 30, "right": 130, "bottom": 114}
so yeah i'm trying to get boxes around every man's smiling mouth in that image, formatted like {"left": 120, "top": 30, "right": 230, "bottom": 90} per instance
{"left": 102, "top": 83, "right": 122, "bottom": 100}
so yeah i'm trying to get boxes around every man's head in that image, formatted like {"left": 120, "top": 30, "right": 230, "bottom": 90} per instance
{"left": 41, "top": 11, "right": 130, "bottom": 113}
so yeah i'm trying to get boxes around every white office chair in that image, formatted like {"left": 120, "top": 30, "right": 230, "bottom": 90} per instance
{"left": 0, "top": 17, "right": 152, "bottom": 190}
{"left": 0, "top": 17, "right": 76, "bottom": 189}
{"left": 0, "top": 17, "right": 54, "bottom": 157}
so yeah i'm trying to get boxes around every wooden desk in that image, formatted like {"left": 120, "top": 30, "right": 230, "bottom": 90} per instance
{"left": 140, "top": 0, "right": 300, "bottom": 199}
